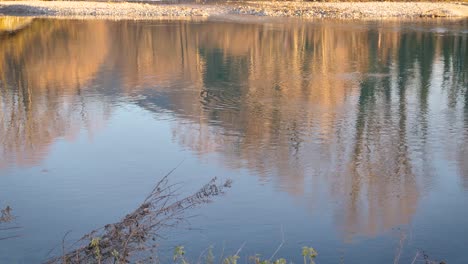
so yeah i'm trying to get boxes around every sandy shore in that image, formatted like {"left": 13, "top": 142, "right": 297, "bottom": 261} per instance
{"left": 0, "top": 1, "right": 467, "bottom": 20}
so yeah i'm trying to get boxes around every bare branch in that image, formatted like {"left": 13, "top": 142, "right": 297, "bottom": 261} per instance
{"left": 45, "top": 175, "right": 232, "bottom": 264}
{"left": 269, "top": 225, "right": 285, "bottom": 261}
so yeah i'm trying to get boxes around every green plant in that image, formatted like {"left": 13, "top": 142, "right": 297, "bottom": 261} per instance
{"left": 250, "top": 255, "right": 287, "bottom": 264}
{"left": 302, "top": 247, "right": 318, "bottom": 264}
{"left": 205, "top": 246, "right": 214, "bottom": 264}
{"left": 275, "top": 258, "right": 287, "bottom": 264}
{"left": 174, "top": 246, "right": 188, "bottom": 264}
{"left": 111, "top": 249, "right": 120, "bottom": 264}
{"left": 223, "top": 255, "right": 240, "bottom": 264}
{"left": 90, "top": 237, "right": 102, "bottom": 264}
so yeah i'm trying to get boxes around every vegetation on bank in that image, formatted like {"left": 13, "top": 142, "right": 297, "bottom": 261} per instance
{"left": 0, "top": 180, "right": 447, "bottom": 264}
{"left": 45, "top": 175, "right": 232, "bottom": 264}
{"left": 40, "top": 174, "right": 443, "bottom": 264}
{"left": 172, "top": 246, "right": 318, "bottom": 264}
{"left": 0, "top": 205, "right": 21, "bottom": 241}
{"left": 80, "top": 239, "right": 444, "bottom": 264}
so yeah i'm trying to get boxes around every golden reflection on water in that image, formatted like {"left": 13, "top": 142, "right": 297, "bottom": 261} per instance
{"left": 0, "top": 16, "right": 33, "bottom": 33}
{"left": 0, "top": 18, "right": 467, "bottom": 238}
{"left": 0, "top": 19, "right": 110, "bottom": 167}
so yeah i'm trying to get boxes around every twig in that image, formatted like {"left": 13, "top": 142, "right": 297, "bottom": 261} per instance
{"left": 269, "top": 225, "right": 285, "bottom": 261}
{"left": 0, "top": 205, "right": 14, "bottom": 223}
{"left": 235, "top": 241, "right": 246, "bottom": 256}
{"left": 45, "top": 174, "right": 231, "bottom": 264}
{"left": 0, "top": 226, "right": 21, "bottom": 231}
{"left": 145, "top": 160, "right": 185, "bottom": 202}
{"left": 394, "top": 232, "right": 407, "bottom": 264}
{"left": 410, "top": 251, "right": 420, "bottom": 264}
{"left": 219, "top": 241, "right": 225, "bottom": 264}
{"left": 197, "top": 244, "right": 214, "bottom": 264}
{"left": 0, "top": 235, "right": 20, "bottom": 241}
{"left": 62, "top": 231, "right": 72, "bottom": 264}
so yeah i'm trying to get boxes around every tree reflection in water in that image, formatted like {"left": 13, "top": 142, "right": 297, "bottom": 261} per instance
{"left": 0, "top": 18, "right": 467, "bottom": 240}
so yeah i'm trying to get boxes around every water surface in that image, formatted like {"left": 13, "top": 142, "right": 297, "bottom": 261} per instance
{"left": 0, "top": 17, "right": 468, "bottom": 263}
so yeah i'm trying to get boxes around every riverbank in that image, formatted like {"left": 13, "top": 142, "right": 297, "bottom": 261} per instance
{"left": 0, "top": 1, "right": 467, "bottom": 20}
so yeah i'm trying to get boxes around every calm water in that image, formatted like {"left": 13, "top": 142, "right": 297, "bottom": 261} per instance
{"left": 0, "top": 17, "right": 467, "bottom": 263}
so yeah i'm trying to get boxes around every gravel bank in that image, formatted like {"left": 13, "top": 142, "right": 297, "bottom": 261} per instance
{"left": 0, "top": 1, "right": 467, "bottom": 20}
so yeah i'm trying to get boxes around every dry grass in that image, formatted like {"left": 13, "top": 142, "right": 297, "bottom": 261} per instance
{"left": 45, "top": 175, "right": 232, "bottom": 264}
{"left": 0, "top": 206, "right": 13, "bottom": 223}
{"left": 0, "top": 206, "right": 22, "bottom": 241}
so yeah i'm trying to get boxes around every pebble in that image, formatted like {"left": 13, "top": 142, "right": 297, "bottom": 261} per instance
{"left": 0, "top": 1, "right": 466, "bottom": 20}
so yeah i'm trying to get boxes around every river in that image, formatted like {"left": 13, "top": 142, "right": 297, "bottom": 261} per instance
{"left": 0, "top": 17, "right": 467, "bottom": 263}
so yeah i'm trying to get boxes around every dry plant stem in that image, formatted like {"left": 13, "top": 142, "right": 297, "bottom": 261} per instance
{"left": 410, "top": 251, "right": 420, "bottom": 264}
{"left": 219, "top": 241, "right": 226, "bottom": 264}
{"left": 62, "top": 231, "right": 72, "bottom": 264}
{"left": 45, "top": 175, "right": 232, "bottom": 264}
{"left": 0, "top": 235, "right": 20, "bottom": 241}
{"left": 269, "top": 225, "right": 285, "bottom": 262}
{"left": 0, "top": 206, "right": 13, "bottom": 223}
{"left": 394, "top": 233, "right": 406, "bottom": 264}
{"left": 235, "top": 241, "right": 247, "bottom": 257}
{"left": 196, "top": 245, "right": 213, "bottom": 264}
{"left": 0, "top": 206, "right": 21, "bottom": 241}
{"left": 0, "top": 226, "right": 21, "bottom": 231}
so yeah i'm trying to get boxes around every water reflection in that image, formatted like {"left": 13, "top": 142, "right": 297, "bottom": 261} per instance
{"left": 0, "top": 19, "right": 111, "bottom": 168}
{"left": 0, "top": 17, "right": 33, "bottom": 33}
{"left": 0, "top": 18, "right": 467, "bottom": 241}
